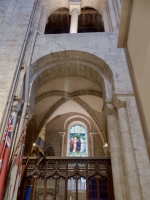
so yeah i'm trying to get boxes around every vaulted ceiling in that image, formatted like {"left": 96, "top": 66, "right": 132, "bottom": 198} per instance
{"left": 25, "top": 75, "right": 107, "bottom": 154}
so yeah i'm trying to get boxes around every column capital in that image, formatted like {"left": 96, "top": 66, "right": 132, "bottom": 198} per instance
{"left": 103, "top": 103, "right": 116, "bottom": 117}
{"left": 101, "top": 0, "right": 108, "bottom": 9}
{"left": 113, "top": 95, "right": 126, "bottom": 109}
{"left": 27, "top": 104, "right": 34, "bottom": 120}
{"left": 69, "top": 0, "right": 81, "bottom": 15}
{"left": 12, "top": 96, "right": 23, "bottom": 113}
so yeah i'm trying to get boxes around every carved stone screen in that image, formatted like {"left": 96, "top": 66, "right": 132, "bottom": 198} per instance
{"left": 68, "top": 124, "right": 88, "bottom": 157}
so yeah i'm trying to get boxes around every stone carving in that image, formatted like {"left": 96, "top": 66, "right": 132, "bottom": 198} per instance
{"left": 113, "top": 95, "right": 126, "bottom": 109}
{"left": 12, "top": 96, "right": 23, "bottom": 113}
{"left": 103, "top": 103, "right": 116, "bottom": 117}
{"left": 103, "top": 143, "right": 109, "bottom": 157}
{"left": 27, "top": 104, "right": 34, "bottom": 120}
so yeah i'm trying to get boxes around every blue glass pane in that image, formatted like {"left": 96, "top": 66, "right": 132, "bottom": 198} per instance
{"left": 68, "top": 125, "right": 87, "bottom": 157}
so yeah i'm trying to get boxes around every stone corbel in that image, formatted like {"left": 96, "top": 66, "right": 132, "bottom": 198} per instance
{"left": 113, "top": 95, "right": 126, "bottom": 109}
{"left": 27, "top": 104, "right": 34, "bottom": 120}
{"left": 69, "top": 0, "right": 81, "bottom": 15}
{"left": 103, "top": 103, "right": 116, "bottom": 117}
{"left": 103, "top": 143, "right": 110, "bottom": 157}
{"left": 12, "top": 96, "right": 23, "bottom": 113}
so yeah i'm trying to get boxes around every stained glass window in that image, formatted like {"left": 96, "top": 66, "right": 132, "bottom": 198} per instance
{"left": 68, "top": 124, "right": 88, "bottom": 157}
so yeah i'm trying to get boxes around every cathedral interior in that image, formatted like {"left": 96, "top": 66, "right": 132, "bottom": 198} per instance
{"left": 0, "top": 0, "right": 150, "bottom": 200}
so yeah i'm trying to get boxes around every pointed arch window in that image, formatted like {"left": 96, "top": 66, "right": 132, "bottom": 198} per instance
{"left": 68, "top": 124, "right": 88, "bottom": 157}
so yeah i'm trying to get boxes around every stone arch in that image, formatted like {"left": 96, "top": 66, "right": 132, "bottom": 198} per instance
{"left": 35, "top": 90, "right": 102, "bottom": 104}
{"left": 64, "top": 115, "right": 91, "bottom": 132}
{"left": 42, "top": 0, "right": 102, "bottom": 17}
{"left": 29, "top": 50, "right": 114, "bottom": 110}
{"left": 81, "top": 0, "right": 102, "bottom": 13}
{"left": 35, "top": 96, "right": 106, "bottom": 144}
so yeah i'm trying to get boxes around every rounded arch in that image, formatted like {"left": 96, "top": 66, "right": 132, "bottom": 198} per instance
{"left": 81, "top": 0, "right": 102, "bottom": 13}
{"left": 35, "top": 96, "right": 106, "bottom": 144}
{"left": 64, "top": 115, "right": 91, "bottom": 132}
{"left": 42, "top": 0, "right": 102, "bottom": 17}
{"left": 28, "top": 51, "right": 112, "bottom": 152}
{"left": 29, "top": 50, "right": 114, "bottom": 109}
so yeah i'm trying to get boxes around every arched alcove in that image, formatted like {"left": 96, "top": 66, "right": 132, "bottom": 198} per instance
{"left": 29, "top": 51, "right": 113, "bottom": 108}
{"left": 25, "top": 51, "right": 113, "bottom": 156}
{"left": 43, "top": 0, "right": 102, "bottom": 19}
{"left": 45, "top": 7, "right": 104, "bottom": 34}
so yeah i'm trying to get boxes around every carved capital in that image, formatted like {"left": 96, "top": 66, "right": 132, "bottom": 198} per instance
{"left": 27, "top": 104, "right": 34, "bottom": 120}
{"left": 102, "top": 0, "right": 108, "bottom": 9}
{"left": 69, "top": 0, "right": 81, "bottom": 15}
{"left": 12, "top": 96, "right": 23, "bottom": 113}
{"left": 103, "top": 103, "right": 116, "bottom": 117}
{"left": 103, "top": 143, "right": 110, "bottom": 157}
{"left": 58, "top": 132, "right": 65, "bottom": 136}
{"left": 113, "top": 95, "right": 126, "bottom": 109}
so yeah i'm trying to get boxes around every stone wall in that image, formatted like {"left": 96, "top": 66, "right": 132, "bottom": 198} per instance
{"left": 46, "top": 132, "right": 62, "bottom": 156}
{"left": 31, "top": 33, "right": 133, "bottom": 96}
{"left": 0, "top": 0, "right": 36, "bottom": 129}
{"left": 92, "top": 134, "right": 105, "bottom": 156}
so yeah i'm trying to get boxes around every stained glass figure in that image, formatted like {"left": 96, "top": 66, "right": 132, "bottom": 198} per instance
{"left": 68, "top": 125, "right": 88, "bottom": 157}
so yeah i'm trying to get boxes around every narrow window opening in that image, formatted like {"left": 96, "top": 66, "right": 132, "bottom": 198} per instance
{"left": 45, "top": 7, "right": 104, "bottom": 34}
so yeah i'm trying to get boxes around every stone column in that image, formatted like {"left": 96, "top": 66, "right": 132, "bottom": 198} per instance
{"left": 104, "top": 104, "right": 127, "bottom": 200}
{"left": 70, "top": 8, "right": 79, "bottom": 33}
{"left": 115, "top": 0, "right": 122, "bottom": 16}
{"left": 69, "top": 1, "right": 81, "bottom": 33}
{"left": 32, "top": 2, "right": 42, "bottom": 32}
{"left": 38, "top": 8, "right": 48, "bottom": 34}
{"left": 90, "top": 133, "right": 94, "bottom": 157}
{"left": 112, "top": 0, "right": 120, "bottom": 23}
{"left": 107, "top": 0, "right": 118, "bottom": 31}
{"left": 113, "top": 96, "right": 142, "bottom": 200}
{"left": 101, "top": 0, "right": 112, "bottom": 32}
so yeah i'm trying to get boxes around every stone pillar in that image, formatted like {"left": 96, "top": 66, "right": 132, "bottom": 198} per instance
{"left": 104, "top": 104, "right": 127, "bottom": 200}
{"left": 107, "top": 0, "right": 118, "bottom": 31}
{"left": 38, "top": 8, "right": 48, "bottom": 34}
{"left": 90, "top": 133, "right": 94, "bottom": 157}
{"left": 112, "top": 0, "right": 120, "bottom": 23}
{"left": 115, "top": 0, "right": 122, "bottom": 16}
{"left": 113, "top": 97, "right": 142, "bottom": 200}
{"left": 32, "top": 2, "right": 42, "bottom": 32}
{"left": 69, "top": 1, "right": 81, "bottom": 33}
{"left": 126, "top": 96, "right": 150, "bottom": 199}
{"left": 70, "top": 8, "right": 79, "bottom": 33}
{"left": 101, "top": 0, "right": 112, "bottom": 32}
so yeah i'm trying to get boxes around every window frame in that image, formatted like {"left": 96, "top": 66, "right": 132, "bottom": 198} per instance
{"left": 67, "top": 122, "right": 88, "bottom": 157}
